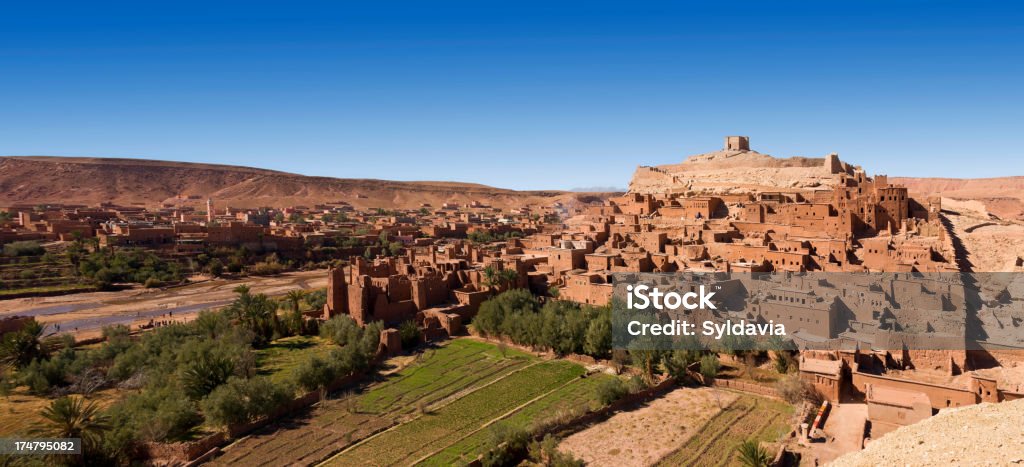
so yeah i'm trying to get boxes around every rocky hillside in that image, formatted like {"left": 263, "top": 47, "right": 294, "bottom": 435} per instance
{"left": 892, "top": 176, "right": 1024, "bottom": 221}
{"left": 0, "top": 156, "right": 612, "bottom": 210}
{"left": 833, "top": 399, "right": 1024, "bottom": 466}
{"left": 628, "top": 149, "right": 852, "bottom": 195}
{"left": 627, "top": 145, "right": 1024, "bottom": 221}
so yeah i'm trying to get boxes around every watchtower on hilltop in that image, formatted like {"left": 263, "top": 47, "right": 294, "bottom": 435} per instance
{"left": 725, "top": 136, "right": 750, "bottom": 151}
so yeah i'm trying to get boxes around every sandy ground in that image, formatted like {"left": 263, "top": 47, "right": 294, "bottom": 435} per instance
{"left": 832, "top": 399, "right": 1024, "bottom": 466}
{"left": 558, "top": 387, "right": 738, "bottom": 467}
{"left": 796, "top": 403, "right": 868, "bottom": 465}
{"left": 943, "top": 198, "right": 1024, "bottom": 273}
{"left": 0, "top": 270, "right": 327, "bottom": 339}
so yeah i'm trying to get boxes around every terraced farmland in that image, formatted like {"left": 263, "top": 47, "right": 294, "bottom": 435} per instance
{"left": 655, "top": 394, "right": 794, "bottom": 467}
{"left": 208, "top": 338, "right": 544, "bottom": 466}
{"left": 325, "top": 358, "right": 587, "bottom": 466}
{"left": 0, "top": 253, "right": 95, "bottom": 298}
{"left": 420, "top": 370, "right": 616, "bottom": 466}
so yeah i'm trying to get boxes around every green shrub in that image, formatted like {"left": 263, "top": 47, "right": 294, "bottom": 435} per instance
{"left": 595, "top": 377, "right": 628, "bottom": 405}
{"left": 3, "top": 241, "right": 44, "bottom": 257}
{"left": 21, "top": 358, "right": 69, "bottom": 394}
{"left": 249, "top": 260, "right": 285, "bottom": 276}
{"left": 0, "top": 318, "right": 48, "bottom": 368}
{"left": 207, "top": 258, "right": 225, "bottom": 277}
{"left": 398, "top": 320, "right": 421, "bottom": 349}
{"left": 737, "top": 439, "right": 771, "bottom": 467}
{"left": 473, "top": 290, "right": 609, "bottom": 359}
{"left": 77, "top": 250, "right": 183, "bottom": 286}
{"left": 699, "top": 354, "right": 721, "bottom": 382}
{"left": 200, "top": 376, "right": 293, "bottom": 427}
{"left": 106, "top": 385, "right": 201, "bottom": 442}
{"left": 304, "top": 289, "right": 327, "bottom": 311}
{"left": 180, "top": 352, "right": 236, "bottom": 400}
{"left": 480, "top": 422, "right": 530, "bottom": 467}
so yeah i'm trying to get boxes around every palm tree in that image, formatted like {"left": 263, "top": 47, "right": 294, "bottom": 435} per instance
{"left": 284, "top": 289, "right": 306, "bottom": 314}
{"left": 736, "top": 439, "right": 771, "bottom": 467}
{"left": 481, "top": 266, "right": 498, "bottom": 291}
{"left": 0, "top": 318, "right": 47, "bottom": 368}
{"left": 498, "top": 268, "right": 519, "bottom": 290}
{"left": 284, "top": 289, "right": 307, "bottom": 335}
{"left": 34, "top": 396, "right": 110, "bottom": 454}
{"left": 181, "top": 353, "right": 235, "bottom": 400}
{"left": 226, "top": 285, "right": 278, "bottom": 342}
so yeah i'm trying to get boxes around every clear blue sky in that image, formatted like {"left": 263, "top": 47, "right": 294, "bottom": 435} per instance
{"left": 1, "top": 1, "right": 1022, "bottom": 190}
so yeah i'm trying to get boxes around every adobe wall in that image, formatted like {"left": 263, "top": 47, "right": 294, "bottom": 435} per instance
{"left": 712, "top": 378, "right": 780, "bottom": 399}
{"left": 0, "top": 316, "right": 31, "bottom": 335}
{"left": 142, "top": 433, "right": 227, "bottom": 465}
{"left": 629, "top": 166, "right": 679, "bottom": 194}
{"left": 799, "top": 371, "right": 842, "bottom": 402}
{"left": 851, "top": 371, "right": 976, "bottom": 410}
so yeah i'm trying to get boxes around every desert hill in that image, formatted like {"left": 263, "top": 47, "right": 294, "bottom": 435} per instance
{"left": 891, "top": 176, "right": 1024, "bottom": 221}
{"left": 628, "top": 148, "right": 853, "bottom": 194}
{"left": 628, "top": 143, "right": 1024, "bottom": 221}
{"left": 0, "top": 156, "right": 613, "bottom": 210}
{"left": 833, "top": 398, "right": 1024, "bottom": 466}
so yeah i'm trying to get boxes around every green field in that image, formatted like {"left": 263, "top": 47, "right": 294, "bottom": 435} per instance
{"left": 254, "top": 335, "right": 336, "bottom": 385}
{"left": 655, "top": 394, "right": 793, "bottom": 467}
{"left": 420, "top": 370, "right": 616, "bottom": 466}
{"left": 210, "top": 338, "right": 554, "bottom": 466}
{"left": 324, "top": 356, "right": 589, "bottom": 466}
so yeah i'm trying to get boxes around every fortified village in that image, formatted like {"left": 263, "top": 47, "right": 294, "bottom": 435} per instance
{"left": 319, "top": 136, "right": 1024, "bottom": 446}
{"left": 2, "top": 137, "right": 1023, "bottom": 463}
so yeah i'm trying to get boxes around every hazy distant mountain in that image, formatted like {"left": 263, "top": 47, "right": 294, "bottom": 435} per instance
{"left": 0, "top": 156, "right": 614, "bottom": 210}
{"left": 570, "top": 186, "right": 626, "bottom": 193}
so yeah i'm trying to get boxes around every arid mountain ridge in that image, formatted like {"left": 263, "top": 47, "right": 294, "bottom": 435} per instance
{"left": 1, "top": 154, "right": 1021, "bottom": 220}
{"left": 0, "top": 156, "right": 611, "bottom": 210}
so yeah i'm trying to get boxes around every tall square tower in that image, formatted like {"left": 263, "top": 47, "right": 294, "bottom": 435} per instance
{"left": 725, "top": 136, "right": 750, "bottom": 151}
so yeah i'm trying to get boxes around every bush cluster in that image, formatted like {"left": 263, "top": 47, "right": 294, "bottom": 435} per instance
{"left": 76, "top": 250, "right": 183, "bottom": 288}
{"left": 473, "top": 289, "right": 611, "bottom": 359}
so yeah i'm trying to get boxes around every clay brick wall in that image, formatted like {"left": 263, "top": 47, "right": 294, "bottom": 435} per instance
{"left": 851, "top": 371, "right": 977, "bottom": 410}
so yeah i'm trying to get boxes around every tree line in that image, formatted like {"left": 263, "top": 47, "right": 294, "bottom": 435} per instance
{"left": 0, "top": 286, "right": 381, "bottom": 465}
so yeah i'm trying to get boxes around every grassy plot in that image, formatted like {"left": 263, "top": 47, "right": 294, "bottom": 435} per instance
{"left": 254, "top": 335, "right": 336, "bottom": 385}
{"left": 325, "top": 359, "right": 587, "bottom": 466}
{"left": 655, "top": 394, "right": 793, "bottom": 467}
{"left": 421, "top": 371, "right": 617, "bottom": 466}
{"left": 357, "top": 339, "right": 532, "bottom": 416}
{"left": 0, "top": 283, "right": 98, "bottom": 297}
{"left": 209, "top": 339, "right": 535, "bottom": 466}
{"left": 0, "top": 388, "right": 121, "bottom": 437}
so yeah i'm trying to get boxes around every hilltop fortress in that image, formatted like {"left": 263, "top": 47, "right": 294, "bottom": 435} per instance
{"left": 631, "top": 136, "right": 855, "bottom": 194}
{"left": 612, "top": 137, "right": 953, "bottom": 275}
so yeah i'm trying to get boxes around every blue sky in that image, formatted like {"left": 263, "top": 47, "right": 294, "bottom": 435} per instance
{"left": 1, "top": 1, "right": 1022, "bottom": 190}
